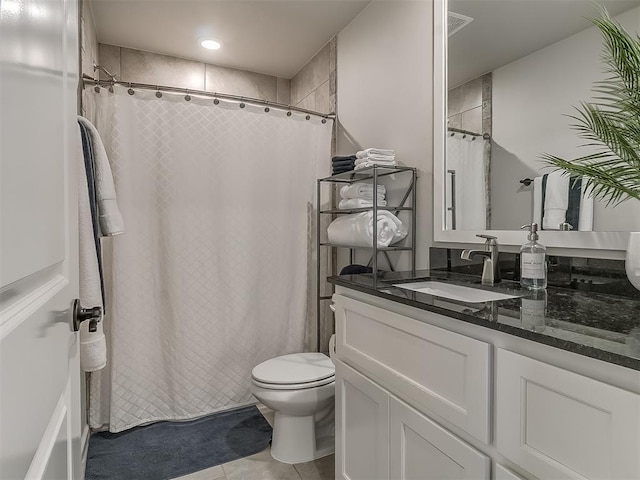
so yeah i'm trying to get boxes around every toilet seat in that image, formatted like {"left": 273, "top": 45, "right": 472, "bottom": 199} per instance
{"left": 251, "top": 352, "right": 335, "bottom": 390}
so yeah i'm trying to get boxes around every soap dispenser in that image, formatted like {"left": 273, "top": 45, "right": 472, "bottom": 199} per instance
{"left": 520, "top": 223, "right": 547, "bottom": 290}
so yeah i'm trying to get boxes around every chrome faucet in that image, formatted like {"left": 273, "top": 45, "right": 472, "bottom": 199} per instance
{"left": 461, "top": 234, "right": 501, "bottom": 285}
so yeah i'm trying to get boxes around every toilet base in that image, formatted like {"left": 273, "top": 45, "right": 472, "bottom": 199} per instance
{"left": 270, "top": 404, "right": 335, "bottom": 464}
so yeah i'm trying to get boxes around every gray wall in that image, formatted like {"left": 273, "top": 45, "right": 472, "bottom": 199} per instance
{"left": 337, "top": 0, "right": 433, "bottom": 269}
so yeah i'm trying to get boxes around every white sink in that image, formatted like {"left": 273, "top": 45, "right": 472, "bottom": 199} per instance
{"left": 393, "top": 281, "right": 521, "bottom": 303}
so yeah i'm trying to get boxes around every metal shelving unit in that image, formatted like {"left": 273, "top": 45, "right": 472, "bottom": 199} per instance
{"left": 315, "top": 165, "right": 417, "bottom": 351}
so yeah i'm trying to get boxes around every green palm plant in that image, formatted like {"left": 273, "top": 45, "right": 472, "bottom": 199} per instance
{"left": 541, "top": 6, "right": 640, "bottom": 206}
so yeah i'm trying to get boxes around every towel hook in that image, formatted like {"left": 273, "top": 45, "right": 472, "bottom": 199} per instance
{"left": 520, "top": 178, "right": 533, "bottom": 187}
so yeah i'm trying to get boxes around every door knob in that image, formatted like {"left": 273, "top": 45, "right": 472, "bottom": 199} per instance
{"left": 73, "top": 299, "right": 102, "bottom": 332}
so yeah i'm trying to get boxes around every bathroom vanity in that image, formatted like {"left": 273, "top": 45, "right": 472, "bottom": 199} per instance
{"left": 329, "top": 271, "right": 640, "bottom": 480}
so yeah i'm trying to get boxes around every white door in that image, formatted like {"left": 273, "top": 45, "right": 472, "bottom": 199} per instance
{"left": 389, "top": 397, "right": 490, "bottom": 480}
{"left": 1, "top": 0, "right": 82, "bottom": 478}
{"left": 335, "top": 359, "right": 389, "bottom": 480}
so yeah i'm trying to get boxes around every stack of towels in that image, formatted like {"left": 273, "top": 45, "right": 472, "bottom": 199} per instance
{"left": 355, "top": 148, "right": 396, "bottom": 171}
{"left": 332, "top": 155, "right": 357, "bottom": 175}
{"left": 338, "top": 182, "right": 387, "bottom": 209}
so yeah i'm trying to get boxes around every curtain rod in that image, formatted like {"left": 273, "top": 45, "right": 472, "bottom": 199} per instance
{"left": 82, "top": 74, "right": 336, "bottom": 122}
{"left": 447, "top": 126, "right": 490, "bottom": 140}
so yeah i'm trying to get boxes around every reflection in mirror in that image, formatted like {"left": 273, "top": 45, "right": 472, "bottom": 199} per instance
{"left": 445, "top": 0, "right": 640, "bottom": 232}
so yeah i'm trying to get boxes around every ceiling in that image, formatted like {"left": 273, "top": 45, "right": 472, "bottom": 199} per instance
{"left": 89, "top": 0, "right": 371, "bottom": 79}
{"left": 448, "top": 0, "right": 640, "bottom": 88}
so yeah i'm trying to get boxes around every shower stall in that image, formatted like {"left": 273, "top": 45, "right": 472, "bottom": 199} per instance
{"left": 86, "top": 83, "right": 332, "bottom": 432}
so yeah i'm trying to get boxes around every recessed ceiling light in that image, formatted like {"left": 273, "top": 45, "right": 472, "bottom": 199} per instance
{"left": 200, "top": 39, "right": 222, "bottom": 50}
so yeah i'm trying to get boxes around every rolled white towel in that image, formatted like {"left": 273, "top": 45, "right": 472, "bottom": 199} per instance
{"left": 339, "top": 198, "right": 388, "bottom": 209}
{"left": 356, "top": 148, "right": 395, "bottom": 158}
{"left": 327, "top": 210, "right": 407, "bottom": 248}
{"left": 80, "top": 321, "right": 107, "bottom": 372}
{"left": 354, "top": 160, "right": 397, "bottom": 171}
{"left": 340, "top": 182, "right": 386, "bottom": 199}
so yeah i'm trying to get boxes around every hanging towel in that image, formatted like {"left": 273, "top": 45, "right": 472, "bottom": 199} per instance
{"left": 327, "top": 210, "right": 407, "bottom": 247}
{"left": 356, "top": 148, "right": 395, "bottom": 158}
{"left": 78, "top": 131, "right": 107, "bottom": 372}
{"left": 338, "top": 198, "right": 388, "bottom": 209}
{"left": 77, "top": 116, "right": 124, "bottom": 236}
{"left": 340, "top": 182, "right": 386, "bottom": 199}
{"left": 578, "top": 180, "right": 594, "bottom": 231}
{"left": 542, "top": 171, "right": 569, "bottom": 230}
{"left": 533, "top": 176, "right": 543, "bottom": 227}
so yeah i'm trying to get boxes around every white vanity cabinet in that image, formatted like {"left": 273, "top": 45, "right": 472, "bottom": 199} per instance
{"left": 496, "top": 348, "right": 640, "bottom": 480}
{"left": 335, "top": 358, "right": 490, "bottom": 480}
{"left": 332, "top": 289, "right": 640, "bottom": 480}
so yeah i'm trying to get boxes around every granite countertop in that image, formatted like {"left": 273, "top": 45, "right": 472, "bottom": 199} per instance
{"left": 328, "top": 270, "right": 640, "bottom": 371}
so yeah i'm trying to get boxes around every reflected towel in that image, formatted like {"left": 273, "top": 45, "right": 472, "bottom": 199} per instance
{"left": 327, "top": 211, "right": 407, "bottom": 248}
{"left": 542, "top": 171, "right": 569, "bottom": 230}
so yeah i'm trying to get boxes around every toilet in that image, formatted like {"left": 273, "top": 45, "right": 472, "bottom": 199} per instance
{"left": 250, "top": 352, "right": 335, "bottom": 464}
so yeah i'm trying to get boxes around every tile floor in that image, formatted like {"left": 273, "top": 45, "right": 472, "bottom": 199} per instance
{"left": 172, "top": 404, "right": 335, "bottom": 480}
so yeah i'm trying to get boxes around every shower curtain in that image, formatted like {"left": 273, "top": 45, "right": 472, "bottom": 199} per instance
{"left": 445, "top": 134, "right": 487, "bottom": 230}
{"left": 89, "top": 86, "right": 331, "bottom": 432}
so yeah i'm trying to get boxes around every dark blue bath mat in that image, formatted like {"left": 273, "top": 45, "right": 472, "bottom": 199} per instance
{"left": 85, "top": 405, "right": 272, "bottom": 480}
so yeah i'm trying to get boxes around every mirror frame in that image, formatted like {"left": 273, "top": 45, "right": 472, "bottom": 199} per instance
{"left": 432, "top": 0, "right": 630, "bottom": 258}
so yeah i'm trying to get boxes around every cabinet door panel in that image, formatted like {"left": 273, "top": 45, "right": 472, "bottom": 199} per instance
{"left": 494, "top": 464, "right": 527, "bottom": 480}
{"left": 390, "top": 397, "right": 490, "bottom": 480}
{"left": 333, "top": 294, "right": 491, "bottom": 443}
{"left": 335, "top": 359, "right": 389, "bottom": 480}
{"left": 496, "top": 348, "right": 640, "bottom": 480}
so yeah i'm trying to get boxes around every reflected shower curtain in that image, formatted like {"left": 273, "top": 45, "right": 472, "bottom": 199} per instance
{"left": 445, "top": 134, "right": 487, "bottom": 230}
{"left": 89, "top": 86, "right": 331, "bottom": 432}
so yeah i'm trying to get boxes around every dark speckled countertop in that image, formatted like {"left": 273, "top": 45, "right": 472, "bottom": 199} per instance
{"left": 328, "top": 270, "right": 640, "bottom": 371}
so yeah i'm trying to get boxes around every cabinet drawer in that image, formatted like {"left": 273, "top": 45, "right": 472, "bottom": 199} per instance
{"left": 496, "top": 348, "right": 640, "bottom": 480}
{"left": 333, "top": 294, "right": 491, "bottom": 443}
{"left": 390, "top": 396, "right": 490, "bottom": 480}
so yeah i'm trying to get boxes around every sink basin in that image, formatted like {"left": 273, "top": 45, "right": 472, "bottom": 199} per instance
{"left": 393, "top": 281, "right": 521, "bottom": 303}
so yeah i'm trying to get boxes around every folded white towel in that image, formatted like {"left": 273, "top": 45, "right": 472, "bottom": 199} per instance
{"left": 78, "top": 141, "right": 106, "bottom": 372}
{"left": 340, "top": 182, "right": 386, "bottom": 199}
{"left": 327, "top": 211, "right": 407, "bottom": 247}
{"left": 78, "top": 116, "right": 125, "bottom": 236}
{"left": 355, "top": 154, "right": 396, "bottom": 164}
{"left": 356, "top": 148, "right": 395, "bottom": 158}
{"left": 543, "top": 171, "right": 569, "bottom": 230}
{"left": 339, "top": 198, "right": 388, "bottom": 209}
{"left": 354, "top": 160, "right": 397, "bottom": 171}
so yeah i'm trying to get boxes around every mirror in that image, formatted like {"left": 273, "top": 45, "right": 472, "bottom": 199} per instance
{"left": 434, "top": 0, "right": 639, "bottom": 252}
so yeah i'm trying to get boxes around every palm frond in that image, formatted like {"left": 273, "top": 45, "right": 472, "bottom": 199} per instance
{"left": 542, "top": 6, "right": 640, "bottom": 205}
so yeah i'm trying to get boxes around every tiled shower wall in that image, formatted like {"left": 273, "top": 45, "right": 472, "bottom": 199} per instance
{"left": 290, "top": 38, "right": 337, "bottom": 114}
{"left": 97, "top": 44, "right": 292, "bottom": 104}
{"left": 447, "top": 73, "right": 491, "bottom": 134}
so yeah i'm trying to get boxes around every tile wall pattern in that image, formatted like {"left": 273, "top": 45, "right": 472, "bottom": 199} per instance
{"left": 97, "top": 44, "right": 290, "bottom": 104}
{"left": 290, "top": 38, "right": 337, "bottom": 114}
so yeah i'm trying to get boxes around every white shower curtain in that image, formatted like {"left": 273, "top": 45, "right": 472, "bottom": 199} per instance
{"left": 445, "top": 134, "right": 487, "bottom": 230}
{"left": 89, "top": 86, "right": 331, "bottom": 432}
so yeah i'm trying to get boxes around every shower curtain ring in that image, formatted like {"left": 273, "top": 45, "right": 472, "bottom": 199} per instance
{"left": 239, "top": 102, "right": 245, "bottom": 109}
{"left": 156, "top": 86, "right": 162, "bottom": 98}
{"left": 264, "top": 107, "right": 270, "bottom": 113}
{"left": 127, "top": 83, "right": 134, "bottom": 95}
{"left": 305, "top": 115, "right": 311, "bottom": 120}
{"left": 213, "top": 97, "right": 220, "bottom": 105}
{"left": 286, "top": 111, "right": 292, "bottom": 117}
{"left": 108, "top": 83, "right": 114, "bottom": 93}
{"left": 94, "top": 85, "right": 100, "bottom": 93}
{"left": 185, "top": 91, "right": 192, "bottom": 101}
{"left": 322, "top": 118, "right": 327, "bottom": 124}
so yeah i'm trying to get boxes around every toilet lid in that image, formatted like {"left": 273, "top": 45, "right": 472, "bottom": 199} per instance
{"left": 252, "top": 353, "right": 335, "bottom": 385}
